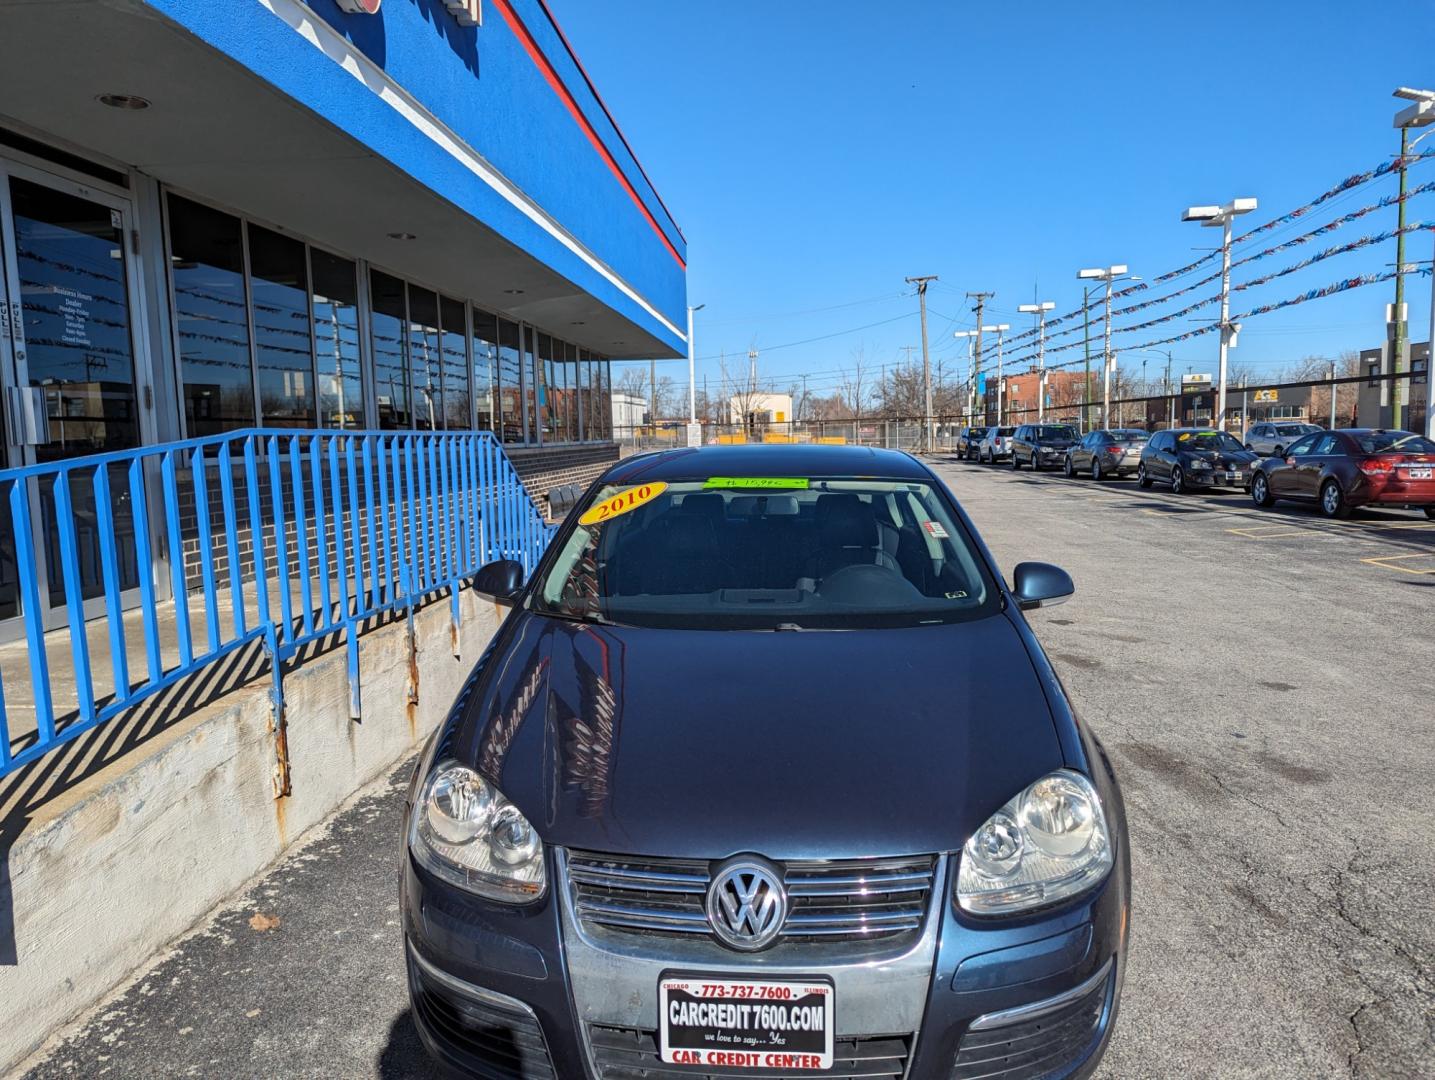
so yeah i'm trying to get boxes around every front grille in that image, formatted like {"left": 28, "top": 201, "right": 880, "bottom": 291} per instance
{"left": 408, "top": 951, "right": 556, "bottom": 1079}
{"left": 588, "top": 1025, "right": 912, "bottom": 1079}
{"left": 567, "top": 851, "right": 937, "bottom": 944}
{"left": 950, "top": 967, "right": 1110, "bottom": 1080}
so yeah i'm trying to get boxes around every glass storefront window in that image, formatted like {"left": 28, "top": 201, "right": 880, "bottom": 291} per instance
{"left": 472, "top": 308, "right": 497, "bottom": 433}
{"left": 599, "top": 358, "right": 613, "bottom": 439}
{"left": 370, "top": 269, "right": 409, "bottom": 429}
{"left": 577, "top": 351, "right": 590, "bottom": 442}
{"left": 11, "top": 178, "right": 140, "bottom": 459}
{"left": 521, "top": 326, "right": 538, "bottom": 443}
{"left": 311, "top": 249, "right": 362, "bottom": 429}
{"left": 534, "top": 332, "right": 554, "bottom": 442}
{"left": 247, "top": 223, "right": 314, "bottom": 428}
{"left": 440, "top": 296, "right": 470, "bottom": 430}
{"left": 168, "top": 194, "right": 254, "bottom": 435}
{"left": 557, "top": 340, "right": 574, "bottom": 442}
{"left": 408, "top": 287, "right": 441, "bottom": 431}
{"left": 497, "top": 318, "right": 523, "bottom": 443}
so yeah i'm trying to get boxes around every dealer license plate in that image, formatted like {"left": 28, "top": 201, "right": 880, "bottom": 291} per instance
{"left": 659, "top": 975, "right": 834, "bottom": 1071}
{"left": 1405, "top": 467, "right": 1433, "bottom": 479}
{"left": 1226, "top": 471, "right": 1244, "bottom": 482}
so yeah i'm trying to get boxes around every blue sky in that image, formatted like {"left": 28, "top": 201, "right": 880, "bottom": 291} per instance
{"left": 555, "top": 1, "right": 1434, "bottom": 403}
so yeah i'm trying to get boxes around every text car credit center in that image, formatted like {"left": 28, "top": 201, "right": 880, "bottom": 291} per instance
{"left": 401, "top": 444, "right": 1131, "bottom": 1079}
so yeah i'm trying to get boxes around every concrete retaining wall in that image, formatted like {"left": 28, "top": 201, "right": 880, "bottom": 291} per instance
{"left": 0, "top": 587, "right": 502, "bottom": 1074}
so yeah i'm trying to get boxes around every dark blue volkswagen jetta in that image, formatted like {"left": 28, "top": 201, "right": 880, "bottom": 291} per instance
{"left": 401, "top": 445, "right": 1130, "bottom": 1079}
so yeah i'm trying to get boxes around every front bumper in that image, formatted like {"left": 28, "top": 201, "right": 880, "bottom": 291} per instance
{"left": 1186, "top": 468, "right": 1251, "bottom": 489}
{"left": 402, "top": 848, "right": 1128, "bottom": 1079}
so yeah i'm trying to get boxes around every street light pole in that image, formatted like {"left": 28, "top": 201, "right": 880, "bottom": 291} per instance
{"left": 1392, "top": 88, "right": 1435, "bottom": 432}
{"left": 1082, "top": 286, "right": 1092, "bottom": 433}
{"left": 1018, "top": 301, "right": 1055, "bottom": 422}
{"left": 686, "top": 303, "right": 705, "bottom": 444}
{"left": 992, "top": 324, "right": 1012, "bottom": 424}
{"left": 1183, "top": 198, "right": 1258, "bottom": 433}
{"left": 1078, "top": 265, "right": 1131, "bottom": 431}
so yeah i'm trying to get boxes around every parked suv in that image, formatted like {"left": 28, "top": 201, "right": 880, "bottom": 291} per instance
{"left": 1244, "top": 421, "right": 1322, "bottom": 457}
{"left": 403, "top": 445, "right": 1130, "bottom": 1080}
{"left": 977, "top": 425, "right": 1017, "bottom": 463}
{"left": 1010, "top": 423, "right": 1079, "bottom": 471}
{"left": 957, "top": 426, "right": 987, "bottom": 460}
{"left": 1138, "top": 428, "right": 1259, "bottom": 493}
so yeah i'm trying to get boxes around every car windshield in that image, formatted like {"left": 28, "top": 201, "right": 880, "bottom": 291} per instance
{"left": 1035, "top": 426, "right": 1077, "bottom": 441}
{"left": 1177, "top": 431, "right": 1245, "bottom": 453}
{"left": 1110, "top": 431, "right": 1147, "bottom": 444}
{"left": 995, "top": 427, "right": 1016, "bottom": 436}
{"left": 535, "top": 477, "right": 998, "bottom": 630}
{"left": 1353, "top": 431, "right": 1435, "bottom": 454}
{"left": 1276, "top": 424, "right": 1316, "bottom": 435}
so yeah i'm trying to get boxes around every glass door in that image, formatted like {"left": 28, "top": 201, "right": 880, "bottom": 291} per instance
{"left": 0, "top": 158, "right": 154, "bottom": 633}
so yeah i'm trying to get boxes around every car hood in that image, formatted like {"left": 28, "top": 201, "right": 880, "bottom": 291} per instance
{"left": 448, "top": 611, "right": 1063, "bottom": 860}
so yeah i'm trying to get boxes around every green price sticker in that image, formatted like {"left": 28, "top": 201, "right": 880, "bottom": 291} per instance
{"left": 703, "top": 477, "right": 810, "bottom": 490}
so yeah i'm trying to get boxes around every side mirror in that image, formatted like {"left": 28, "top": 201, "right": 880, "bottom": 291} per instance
{"left": 1011, "top": 562, "right": 1075, "bottom": 611}
{"left": 471, "top": 559, "right": 525, "bottom": 606}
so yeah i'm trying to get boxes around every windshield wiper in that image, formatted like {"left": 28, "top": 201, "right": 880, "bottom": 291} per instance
{"left": 546, "top": 607, "right": 618, "bottom": 627}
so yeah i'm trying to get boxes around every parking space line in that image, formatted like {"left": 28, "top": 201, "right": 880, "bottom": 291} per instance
{"left": 1336, "top": 519, "right": 1435, "bottom": 531}
{"left": 1360, "top": 553, "right": 1435, "bottom": 574}
{"left": 1226, "top": 524, "right": 1319, "bottom": 539}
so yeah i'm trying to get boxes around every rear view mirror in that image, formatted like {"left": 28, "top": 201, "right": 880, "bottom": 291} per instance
{"left": 1011, "top": 562, "right": 1075, "bottom": 611}
{"left": 471, "top": 559, "right": 525, "bottom": 606}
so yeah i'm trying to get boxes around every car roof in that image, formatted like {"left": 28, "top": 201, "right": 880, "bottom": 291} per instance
{"left": 602, "top": 444, "right": 934, "bottom": 485}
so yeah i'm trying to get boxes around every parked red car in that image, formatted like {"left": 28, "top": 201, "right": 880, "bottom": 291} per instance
{"left": 1250, "top": 429, "right": 1435, "bottom": 518}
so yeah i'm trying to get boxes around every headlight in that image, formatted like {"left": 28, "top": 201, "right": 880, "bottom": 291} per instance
{"left": 409, "top": 761, "right": 546, "bottom": 902}
{"left": 956, "top": 770, "right": 1113, "bottom": 915}
{"left": 1189, "top": 458, "right": 1211, "bottom": 469}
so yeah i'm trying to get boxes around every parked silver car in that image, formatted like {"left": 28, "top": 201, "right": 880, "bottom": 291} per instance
{"left": 977, "top": 425, "right": 1017, "bottom": 463}
{"left": 1064, "top": 428, "right": 1149, "bottom": 480}
{"left": 1244, "top": 421, "right": 1322, "bottom": 457}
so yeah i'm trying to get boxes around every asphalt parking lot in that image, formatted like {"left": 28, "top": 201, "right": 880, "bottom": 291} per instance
{"left": 19, "top": 456, "right": 1435, "bottom": 1079}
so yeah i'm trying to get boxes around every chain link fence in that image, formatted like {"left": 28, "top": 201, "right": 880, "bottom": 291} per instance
{"left": 614, "top": 368, "right": 1430, "bottom": 454}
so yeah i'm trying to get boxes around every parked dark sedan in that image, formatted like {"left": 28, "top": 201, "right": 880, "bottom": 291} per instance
{"left": 1011, "top": 423, "right": 1079, "bottom": 471}
{"left": 402, "top": 445, "right": 1130, "bottom": 1080}
{"left": 1064, "top": 429, "right": 1149, "bottom": 481}
{"left": 958, "top": 426, "right": 988, "bottom": 460}
{"left": 1138, "top": 428, "right": 1258, "bottom": 494}
{"left": 1251, "top": 428, "right": 1435, "bottom": 518}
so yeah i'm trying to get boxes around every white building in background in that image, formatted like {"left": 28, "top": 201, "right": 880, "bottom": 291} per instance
{"left": 726, "top": 392, "right": 794, "bottom": 427}
{"left": 611, "top": 392, "right": 648, "bottom": 434}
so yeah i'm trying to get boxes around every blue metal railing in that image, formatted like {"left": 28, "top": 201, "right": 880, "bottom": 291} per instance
{"left": 0, "top": 428, "right": 556, "bottom": 782}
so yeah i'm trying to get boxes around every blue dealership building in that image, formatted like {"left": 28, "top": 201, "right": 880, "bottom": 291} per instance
{"left": 0, "top": 0, "right": 686, "bottom": 504}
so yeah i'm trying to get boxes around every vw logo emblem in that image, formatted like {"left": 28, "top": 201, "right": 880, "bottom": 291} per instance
{"left": 705, "top": 857, "right": 787, "bottom": 951}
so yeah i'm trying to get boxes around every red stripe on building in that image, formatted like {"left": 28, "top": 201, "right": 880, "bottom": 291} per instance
{"left": 490, "top": 0, "right": 686, "bottom": 271}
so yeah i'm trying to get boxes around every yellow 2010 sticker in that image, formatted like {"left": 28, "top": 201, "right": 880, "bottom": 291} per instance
{"left": 578, "top": 482, "right": 668, "bottom": 526}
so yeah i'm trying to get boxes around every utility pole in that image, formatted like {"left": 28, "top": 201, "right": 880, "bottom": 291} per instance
{"left": 907, "top": 276, "right": 938, "bottom": 451}
{"left": 1329, "top": 360, "right": 1338, "bottom": 430}
{"left": 967, "top": 291, "right": 994, "bottom": 425}
{"left": 1393, "top": 125, "right": 1410, "bottom": 429}
{"left": 1018, "top": 301, "right": 1055, "bottom": 422}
